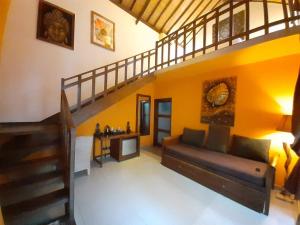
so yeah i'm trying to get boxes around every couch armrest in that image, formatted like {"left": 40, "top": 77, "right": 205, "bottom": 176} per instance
{"left": 162, "top": 136, "right": 181, "bottom": 147}
{"left": 270, "top": 154, "right": 280, "bottom": 168}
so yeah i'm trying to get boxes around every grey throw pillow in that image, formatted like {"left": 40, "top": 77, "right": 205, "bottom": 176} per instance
{"left": 181, "top": 128, "right": 205, "bottom": 148}
{"left": 206, "top": 125, "right": 230, "bottom": 153}
{"left": 230, "top": 135, "right": 271, "bottom": 163}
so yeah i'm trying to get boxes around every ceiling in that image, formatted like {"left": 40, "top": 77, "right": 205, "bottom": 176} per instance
{"left": 110, "top": 0, "right": 284, "bottom": 34}
{"left": 110, "top": 0, "right": 225, "bottom": 34}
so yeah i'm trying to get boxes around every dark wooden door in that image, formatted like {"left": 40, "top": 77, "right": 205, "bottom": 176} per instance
{"left": 154, "top": 98, "right": 172, "bottom": 146}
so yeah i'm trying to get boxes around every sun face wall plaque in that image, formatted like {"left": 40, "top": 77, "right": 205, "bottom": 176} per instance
{"left": 37, "top": 0, "right": 75, "bottom": 50}
{"left": 201, "top": 76, "right": 237, "bottom": 127}
{"left": 91, "top": 11, "right": 115, "bottom": 51}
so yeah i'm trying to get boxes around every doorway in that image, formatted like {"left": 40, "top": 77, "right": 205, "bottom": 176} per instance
{"left": 154, "top": 98, "right": 172, "bottom": 146}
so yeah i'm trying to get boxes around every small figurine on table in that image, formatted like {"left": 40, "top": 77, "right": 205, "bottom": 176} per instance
{"left": 95, "top": 123, "right": 101, "bottom": 136}
{"left": 126, "top": 121, "right": 131, "bottom": 134}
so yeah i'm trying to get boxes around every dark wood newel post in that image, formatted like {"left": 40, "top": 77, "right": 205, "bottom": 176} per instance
{"left": 61, "top": 78, "right": 65, "bottom": 90}
{"left": 203, "top": 15, "right": 207, "bottom": 54}
{"left": 192, "top": 21, "right": 196, "bottom": 58}
{"left": 92, "top": 71, "right": 96, "bottom": 102}
{"left": 282, "top": 0, "right": 289, "bottom": 28}
{"left": 147, "top": 50, "right": 151, "bottom": 73}
{"left": 104, "top": 66, "right": 108, "bottom": 96}
{"left": 77, "top": 75, "right": 82, "bottom": 111}
{"left": 155, "top": 41, "right": 158, "bottom": 70}
{"left": 215, "top": 9, "right": 219, "bottom": 50}
{"left": 141, "top": 53, "right": 144, "bottom": 76}
{"left": 229, "top": 1, "right": 233, "bottom": 46}
{"left": 183, "top": 26, "right": 187, "bottom": 61}
{"left": 115, "top": 62, "right": 119, "bottom": 88}
{"left": 263, "top": 0, "right": 269, "bottom": 34}
{"left": 246, "top": 0, "right": 250, "bottom": 40}
{"left": 133, "top": 56, "right": 137, "bottom": 77}
{"left": 125, "top": 58, "right": 128, "bottom": 84}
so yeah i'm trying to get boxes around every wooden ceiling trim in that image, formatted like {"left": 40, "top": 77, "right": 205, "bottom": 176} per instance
{"left": 160, "top": 0, "right": 185, "bottom": 33}
{"left": 145, "top": 0, "right": 163, "bottom": 22}
{"left": 178, "top": 0, "right": 205, "bottom": 30}
{"left": 130, "top": 0, "right": 137, "bottom": 11}
{"left": 136, "top": 0, "right": 151, "bottom": 24}
{"left": 109, "top": 0, "right": 161, "bottom": 33}
{"left": 167, "top": 0, "right": 197, "bottom": 34}
{"left": 153, "top": 0, "right": 172, "bottom": 27}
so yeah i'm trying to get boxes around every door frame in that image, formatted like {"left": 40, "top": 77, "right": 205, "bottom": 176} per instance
{"left": 136, "top": 94, "right": 151, "bottom": 136}
{"left": 153, "top": 98, "right": 172, "bottom": 146}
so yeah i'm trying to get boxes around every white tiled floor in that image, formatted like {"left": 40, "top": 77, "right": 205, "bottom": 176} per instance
{"left": 74, "top": 149, "right": 298, "bottom": 225}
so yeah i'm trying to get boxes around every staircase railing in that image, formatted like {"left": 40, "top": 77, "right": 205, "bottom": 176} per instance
{"left": 60, "top": 90, "right": 76, "bottom": 221}
{"left": 62, "top": 0, "right": 300, "bottom": 112}
{"left": 62, "top": 49, "right": 156, "bottom": 111}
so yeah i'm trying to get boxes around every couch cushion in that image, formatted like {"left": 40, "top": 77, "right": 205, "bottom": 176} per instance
{"left": 181, "top": 128, "right": 205, "bottom": 148}
{"left": 165, "top": 144, "right": 268, "bottom": 187}
{"left": 230, "top": 135, "right": 271, "bottom": 163}
{"left": 206, "top": 124, "right": 230, "bottom": 153}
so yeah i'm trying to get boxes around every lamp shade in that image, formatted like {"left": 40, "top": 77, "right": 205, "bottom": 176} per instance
{"left": 277, "top": 115, "right": 292, "bottom": 132}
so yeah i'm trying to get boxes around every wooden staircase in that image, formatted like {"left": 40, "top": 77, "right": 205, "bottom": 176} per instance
{"left": 0, "top": 1, "right": 299, "bottom": 224}
{"left": 0, "top": 123, "right": 74, "bottom": 225}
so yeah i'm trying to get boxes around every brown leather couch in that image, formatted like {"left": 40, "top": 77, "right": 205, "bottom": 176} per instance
{"left": 162, "top": 131, "right": 279, "bottom": 215}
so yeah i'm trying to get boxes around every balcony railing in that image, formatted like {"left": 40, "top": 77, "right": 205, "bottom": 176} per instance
{"left": 61, "top": 0, "right": 300, "bottom": 112}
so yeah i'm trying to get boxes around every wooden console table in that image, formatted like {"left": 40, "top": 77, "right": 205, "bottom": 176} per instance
{"left": 93, "top": 133, "right": 140, "bottom": 166}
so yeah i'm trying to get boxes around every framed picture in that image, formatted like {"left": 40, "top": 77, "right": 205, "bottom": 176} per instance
{"left": 91, "top": 11, "right": 115, "bottom": 51}
{"left": 213, "top": 10, "right": 245, "bottom": 43}
{"left": 201, "top": 76, "right": 237, "bottom": 127}
{"left": 37, "top": 0, "right": 75, "bottom": 50}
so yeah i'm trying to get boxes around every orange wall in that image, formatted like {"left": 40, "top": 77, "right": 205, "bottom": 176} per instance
{"left": 77, "top": 54, "right": 299, "bottom": 186}
{"left": 77, "top": 83, "right": 155, "bottom": 154}
{"left": 0, "top": 0, "right": 10, "bottom": 61}
{"left": 154, "top": 54, "right": 300, "bottom": 187}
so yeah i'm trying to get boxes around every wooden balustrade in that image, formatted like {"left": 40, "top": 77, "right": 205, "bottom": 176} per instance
{"left": 60, "top": 90, "right": 76, "bottom": 219}
{"left": 62, "top": 0, "right": 299, "bottom": 112}
{"left": 156, "top": 0, "right": 299, "bottom": 68}
{"left": 62, "top": 49, "right": 156, "bottom": 111}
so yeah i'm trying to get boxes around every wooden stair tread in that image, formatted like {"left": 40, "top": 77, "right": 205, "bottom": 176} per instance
{"left": 0, "top": 124, "right": 59, "bottom": 135}
{"left": 0, "top": 170, "right": 63, "bottom": 191}
{"left": 2, "top": 188, "right": 68, "bottom": 220}
{"left": 0, "top": 155, "right": 60, "bottom": 172}
{"left": 5, "top": 142, "right": 60, "bottom": 153}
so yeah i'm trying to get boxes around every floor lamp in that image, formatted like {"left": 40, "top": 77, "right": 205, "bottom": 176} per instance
{"left": 276, "top": 114, "right": 294, "bottom": 203}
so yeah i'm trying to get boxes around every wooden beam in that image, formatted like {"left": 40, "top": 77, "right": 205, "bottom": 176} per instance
{"left": 136, "top": 0, "right": 151, "bottom": 24}
{"left": 194, "top": 0, "right": 216, "bottom": 20}
{"left": 130, "top": 0, "right": 137, "bottom": 11}
{"left": 109, "top": 1, "right": 161, "bottom": 33}
{"left": 178, "top": 0, "right": 205, "bottom": 29}
{"left": 167, "top": 0, "right": 197, "bottom": 34}
{"left": 153, "top": 0, "right": 172, "bottom": 27}
{"left": 160, "top": 0, "right": 185, "bottom": 33}
{"left": 145, "top": 0, "right": 162, "bottom": 22}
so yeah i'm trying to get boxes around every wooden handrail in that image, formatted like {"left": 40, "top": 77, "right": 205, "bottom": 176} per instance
{"left": 62, "top": 0, "right": 299, "bottom": 112}
{"left": 60, "top": 89, "right": 75, "bottom": 219}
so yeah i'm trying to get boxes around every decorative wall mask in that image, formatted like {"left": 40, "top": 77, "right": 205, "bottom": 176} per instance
{"left": 201, "top": 77, "right": 237, "bottom": 126}
{"left": 37, "top": 0, "right": 75, "bottom": 49}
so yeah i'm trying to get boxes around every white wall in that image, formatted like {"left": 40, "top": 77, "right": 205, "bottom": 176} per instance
{"left": 0, "top": 0, "right": 158, "bottom": 122}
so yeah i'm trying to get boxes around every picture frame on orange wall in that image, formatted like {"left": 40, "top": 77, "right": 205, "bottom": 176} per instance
{"left": 36, "top": 0, "right": 75, "bottom": 50}
{"left": 91, "top": 11, "right": 115, "bottom": 51}
{"left": 201, "top": 76, "right": 237, "bottom": 127}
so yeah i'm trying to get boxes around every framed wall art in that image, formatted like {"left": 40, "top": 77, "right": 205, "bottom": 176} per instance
{"left": 37, "top": 0, "right": 75, "bottom": 50}
{"left": 91, "top": 11, "right": 115, "bottom": 51}
{"left": 201, "top": 76, "right": 237, "bottom": 127}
